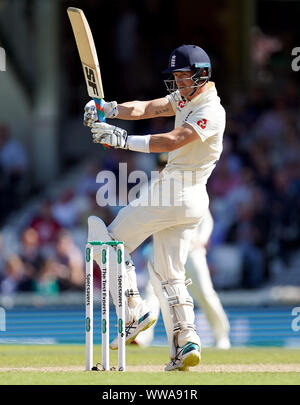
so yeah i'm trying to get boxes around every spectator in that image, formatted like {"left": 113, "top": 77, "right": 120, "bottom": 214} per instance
{"left": 32, "top": 258, "right": 60, "bottom": 297}
{"left": 76, "top": 161, "right": 101, "bottom": 197}
{"left": 0, "top": 125, "right": 28, "bottom": 177}
{"left": 18, "top": 227, "right": 45, "bottom": 290}
{"left": 29, "top": 200, "right": 62, "bottom": 248}
{"left": 268, "top": 168, "right": 300, "bottom": 265}
{"left": 52, "top": 230, "right": 84, "bottom": 291}
{"left": 52, "top": 189, "right": 81, "bottom": 229}
{"left": 226, "top": 200, "right": 266, "bottom": 288}
{"left": 208, "top": 157, "right": 241, "bottom": 199}
{"left": 0, "top": 255, "right": 25, "bottom": 295}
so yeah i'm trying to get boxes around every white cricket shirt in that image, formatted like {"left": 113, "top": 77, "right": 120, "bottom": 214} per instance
{"left": 165, "top": 82, "right": 225, "bottom": 184}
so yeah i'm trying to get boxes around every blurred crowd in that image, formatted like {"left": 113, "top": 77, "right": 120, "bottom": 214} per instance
{"left": 1, "top": 79, "right": 300, "bottom": 295}
{"left": 0, "top": 156, "right": 114, "bottom": 296}
{"left": 207, "top": 82, "right": 300, "bottom": 288}
{"left": 1, "top": 0, "right": 300, "bottom": 296}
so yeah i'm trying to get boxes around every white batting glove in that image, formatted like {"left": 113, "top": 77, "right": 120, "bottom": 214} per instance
{"left": 83, "top": 100, "right": 119, "bottom": 127}
{"left": 91, "top": 122, "right": 128, "bottom": 149}
{"left": 103, "top": 100, "right": 119, "bottom": 119}
{"left": 83, "top": 100, "right": 97, "bottom": 127}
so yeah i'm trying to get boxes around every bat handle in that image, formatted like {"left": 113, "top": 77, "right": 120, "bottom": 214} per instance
{"left": 93, "top": 98, "right": 106, "bottom": 123}
{"left": 93, "top": 98, "right": 110, "bottom": 149}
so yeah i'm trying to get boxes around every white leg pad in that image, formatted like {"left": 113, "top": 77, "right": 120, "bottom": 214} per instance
{"left": 147, "top": 261, "right": 173, "bottom": 351}
{"left": 161, "top": 279, "right": 200, "bottom": 349}
{"left": 147, "top": 262, "right": 200, "bottom": 358}
{"left": 133, "top": 264, "right": 161, "bottom": 347}
{"left": 125, "top": 256, "right": 149, "bottom": 321}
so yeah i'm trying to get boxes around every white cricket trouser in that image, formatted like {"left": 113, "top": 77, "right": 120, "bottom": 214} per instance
{"left": 108, "top": 170, "right": 209, "bottom": 346}
{"left": 135, "top": 210, "right": 230, "bottom": 346}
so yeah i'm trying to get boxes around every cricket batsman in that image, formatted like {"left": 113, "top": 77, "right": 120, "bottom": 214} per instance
{"left": 84, "top": 45, "right": 226, "bottom": 371}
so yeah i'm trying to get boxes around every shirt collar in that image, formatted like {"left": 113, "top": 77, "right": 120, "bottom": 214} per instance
{"left": 189, "top": 82, "right": 217, "bottom": 105}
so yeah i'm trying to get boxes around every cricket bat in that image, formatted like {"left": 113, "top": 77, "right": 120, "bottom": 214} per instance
{"left": 67, "top": 7, "right": 106, "bottom": 123}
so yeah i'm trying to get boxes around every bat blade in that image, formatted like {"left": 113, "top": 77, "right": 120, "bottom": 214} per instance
{"left": 67, "top": 7, "right": 105, "bottom": 122}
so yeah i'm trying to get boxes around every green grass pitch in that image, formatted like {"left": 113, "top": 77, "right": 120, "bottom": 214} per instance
{"left": 0, "top": 345, "right": 300, "bottom": 385}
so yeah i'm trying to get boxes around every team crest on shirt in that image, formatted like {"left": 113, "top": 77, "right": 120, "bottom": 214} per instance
{"left": 177, "top": 99, "right": 187, "bottom": 109}
{"left": 197, "top": 118, "right": 207, "bottom": 129}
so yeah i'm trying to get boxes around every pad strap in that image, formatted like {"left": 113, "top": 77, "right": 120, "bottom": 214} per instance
{"left": 173, "top": 322, "right": 196, "bottom": 333}
{"left": 125, "top": 289, "right": 140, "bottom": 298}
{"left": 168, "top": 296, "right": 193, "bottom": 307}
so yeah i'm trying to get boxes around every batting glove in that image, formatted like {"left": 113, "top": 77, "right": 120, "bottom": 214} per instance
{"left": 91, "top": 122, "right": 128, "bottom": 149}
{"left": 83, "top": 99, "right": 119, "bottom": 127}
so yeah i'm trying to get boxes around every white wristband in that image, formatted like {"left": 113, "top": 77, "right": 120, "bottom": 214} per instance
{"left": 127, "top": 135, "right": 151, "bottom": 153}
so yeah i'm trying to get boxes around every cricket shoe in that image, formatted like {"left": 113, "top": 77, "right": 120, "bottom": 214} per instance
{"left": 110, "top": 311, "right": 156, "bottom": 350}
{"left": 165, "top": 342, "right": 201, "bottom": 371}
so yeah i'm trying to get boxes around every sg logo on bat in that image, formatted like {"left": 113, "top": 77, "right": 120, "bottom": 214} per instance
{"left": 83, "top": 63, "right": 101, "bottom": 97}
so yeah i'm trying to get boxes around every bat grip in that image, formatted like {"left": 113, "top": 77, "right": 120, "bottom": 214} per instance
{"left": 93, "top": 98, "right": 106, "bottom": 123}
{"left": 93, "top": 98, "right": 110, "bottom": 149}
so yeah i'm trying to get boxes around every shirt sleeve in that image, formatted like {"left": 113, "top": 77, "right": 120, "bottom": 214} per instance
{"left": 185, "top": 107, "right": 226, "bottom": 142}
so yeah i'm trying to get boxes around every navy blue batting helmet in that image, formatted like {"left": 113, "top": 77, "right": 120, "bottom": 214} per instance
{"left": 163, "top": 45, "right": 212, "bottom": 98}
{"left": 163, "top": 44, "right": 211, "bottom": 79}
